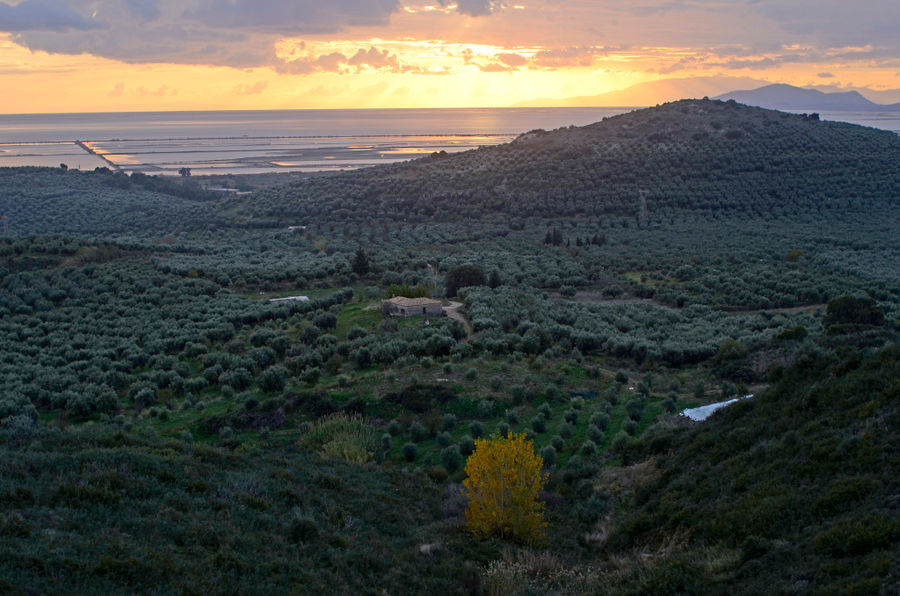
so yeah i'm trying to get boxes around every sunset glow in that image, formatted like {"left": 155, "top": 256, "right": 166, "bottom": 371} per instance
{"left": 1, "top": 1, "right": 899, "bottom": 112}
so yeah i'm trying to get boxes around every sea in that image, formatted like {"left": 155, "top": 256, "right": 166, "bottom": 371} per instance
{"left": 1, "top": 107, "right": 898, "bottom": 176}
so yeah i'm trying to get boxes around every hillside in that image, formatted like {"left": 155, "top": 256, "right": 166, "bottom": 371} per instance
{"left": 608, "top": 343, "right": 900, "bottom": 593}
{"left": 1, "top": 99, "right": 898, "bottom": 593}
{"left": 716, "top": 83, "right": 900, "bottom": 112}
{"left": 236, "top": 99, "right": 900, "bottom": 224}
{"left": 0, "top": 167, "right": 222, "bottom": 236}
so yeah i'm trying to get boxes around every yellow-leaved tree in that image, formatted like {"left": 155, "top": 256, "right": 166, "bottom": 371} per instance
{"left": 463, "top": 432, "right": 548, "bottom": 544}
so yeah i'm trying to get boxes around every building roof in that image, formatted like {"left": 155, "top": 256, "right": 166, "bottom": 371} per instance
{"left": 386, "top": 296, "right": 442, "bottom": 307}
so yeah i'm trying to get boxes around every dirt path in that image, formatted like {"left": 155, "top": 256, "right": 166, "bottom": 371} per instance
{"left": 444, "top": 301, "right": 473, "bottom": 338}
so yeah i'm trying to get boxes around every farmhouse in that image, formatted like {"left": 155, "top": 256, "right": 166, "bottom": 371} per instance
{"left": 384, "top": 296, "right": 443, "bottom": 317}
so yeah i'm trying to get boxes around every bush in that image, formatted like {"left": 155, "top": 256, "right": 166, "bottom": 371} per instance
{"left": 540, "top": 446, "right": 556, "bottom": 467}
{"left": 469, "top": 421, "right": 484, "bottom": 439}
{"left": 477, "top": 399, "right": 494, "bottom": 419}
{"left": 538, "top": 403, "right": 552, "bottom": 418}
{"left": 441, "top": 445, "right": 463, "bottom": 472}
{"left": 580, "top": 440, "right": 598, "bottom": 456}
{"left": 530, "top": 416, "right": 546, "bottom": 433}
{"left": 463, "top": 433, "right": 548, "bottom": 543}
{"left": 402, "top": 442, "right": 418, "bottom": 462}
{"left": 410, "top": 422, "right": 427, "bottom": 442}
{"left": 459, "top": 435, "right": 475, "bottom": 456}
{"left": 557, "top": 422, "right": 573, "bottom": 439}
{"left": 496, "top": 422, "right": 510, "bottom": 438}
{"left": 300, "top": 412, "right": 378, "bottom": 463}
{"left": 551, "top": 435, "right": 565, "bottom": 452}
{"left": 510, "top": 385, "right": 526, "bottom": 404}
{"left": 442, "top": 413, "right": 457, "bottom": 430}
{"left": 587, "top": 424, "right": 604, "bottom": 444}
{"left": 624, "top": 420, "right": 638, "bottom": 436}
{"left": 590, "top": 412, "right": 610, "bottom": 430}
{"left": 436, "top": 431, "right": 451, "bottom": 447}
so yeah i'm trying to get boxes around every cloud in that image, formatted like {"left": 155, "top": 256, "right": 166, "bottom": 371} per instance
{"left": 477, "top": 62, "right": 514, "bottom": 72}
{"left": 455, "top": 0, "right": 501, "bottom": 17}
{"left": 496, "top": 52, "right": 526, "bottom": 67}
{"left": 136, "top": 84, "right": 176, "bottom": 97}
{"left": 233, "top": 81, "right": 268, "bottom": 94}
{"left": 122, "top": 0, "right": 160, "bottom": 21}
{"left": 348, "top": 46, "right": 402, "bottom": 71}
{"left": 182, "top": 0, "right": 400, "bottom": 34}
{"left": 817, "top": 72, "right": 835, "bottom": 78}
{"left": 275, "top": 45, "right": 410, "bottom": 74}
{"left": 3, "top": 0, "right": 407, "bottom": 68}
{"left": 107, "top": 81, "right": 124, "bottom": 96}
{"left": 0, "top": 0, "right": 103, "bottom": 32}
{"left": 437, "top": 0, "right": 502, "bottom": 17}
{"left": 532, "top": 46, "right": 607, "bottom": 68}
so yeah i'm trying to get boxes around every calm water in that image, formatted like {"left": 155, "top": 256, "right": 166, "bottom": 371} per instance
{"left": 1, "top": 107, "right": 897, "bottom": 175}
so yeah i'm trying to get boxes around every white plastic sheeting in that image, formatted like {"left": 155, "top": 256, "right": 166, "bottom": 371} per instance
{"left": 680, "top": 395, "right": 754, "bottom": 422}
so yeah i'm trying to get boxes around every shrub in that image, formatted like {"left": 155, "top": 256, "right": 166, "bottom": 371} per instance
{"left": 410, "top": 422, "right": 428, "bottom": 442}
{"left": 441, "top": 445, "right": 463, "bottom": 472}
{"left": 507, "top": 411, "right": 519, "bottom": 425}
{"left": 587, "top": 424, "right": 604, "bottom": 444}
{"left": 564, "top": 409, "right": 578, "bottom": 424}
{"left": 477, "top": 399, "right": 494, "bottom": 419}
{"left": 530, "top": 416, "right": 546, "bottom": 433}
{"left": 459, "top": 435, "right": 475, "bottom": 456}
{"left": 624, "top": 420, "right": 638, "bottom": 436}
{"left": 463, "top": 433, "right": 548, "bottom": 543}
{"left": 496, "top": 422, "right": 510, "bottom": 438}
{"left": 469, "top": 421, "right": 484, "bottom": 439}
{"left": 402, "top": 442, "right": 418, "bottom": 462}
{"left": 381, "top": 433, "right": 392, "bottom": 450}
{"left": 510, "top": 385, "right": 526, "bottom": 404}
{"left": 465, "top": 367, "right": 478, "bottom": 381}
{"left": 590, "top": 412, "right": 610, "bottom": 430}
{"left": 300, "top": 412, "right": 378, "bottom": 463}
{"left": 436, "top": 432, "right": 451, "bottom": 447}
{"left": 557, "top": 422, "right": 573, "bottom": 439}
{"left": 441, "top": 413, "right": 457, "bottom": 430}
{"left": 551, "top": 435, "right": 565, "bottom": 452}
{"left": 538, "top": 403, "right": 552, "bottom": 418}
{"left": 580, "top": 440, "right": 598, "bottom": 456}
{"left": 540, "top": 446, "right": 557, "bottom": 467}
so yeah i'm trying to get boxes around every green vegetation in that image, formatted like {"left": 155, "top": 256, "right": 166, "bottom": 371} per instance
{"left": 1, "top": 99, "right": 898, "bottom": 592}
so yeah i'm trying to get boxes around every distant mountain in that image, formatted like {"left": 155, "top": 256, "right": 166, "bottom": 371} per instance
{"left": 809, "top": 85, "right": 900, "bottom": 105}
{"left": 715, "top": 83, "right": 900, "bottom": 112}
{"left": 512, "top": 76, "right": 770, "bottom": 107}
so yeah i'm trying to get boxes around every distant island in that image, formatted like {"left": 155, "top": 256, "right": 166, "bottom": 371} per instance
{"left": 715, "top": 83, "right": 900, "bottom": 112}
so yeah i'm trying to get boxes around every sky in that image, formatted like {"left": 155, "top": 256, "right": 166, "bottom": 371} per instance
{"left": 0, "top": 0, "right": 899, "bottom": 112}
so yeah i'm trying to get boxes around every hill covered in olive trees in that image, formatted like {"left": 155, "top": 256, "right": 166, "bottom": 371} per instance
{"left": 232, "top": 98, "right": 900, "bottom": 224}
